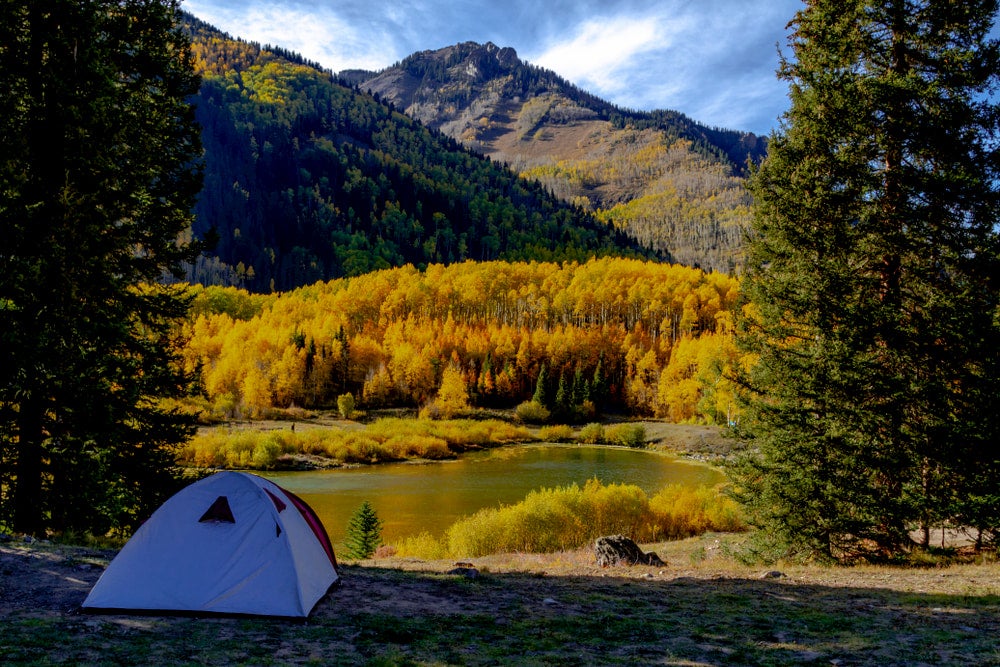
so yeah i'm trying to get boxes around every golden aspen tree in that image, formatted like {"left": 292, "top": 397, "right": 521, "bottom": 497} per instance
{"left": 435, "top": 363, "right": 470, "bottom": 418}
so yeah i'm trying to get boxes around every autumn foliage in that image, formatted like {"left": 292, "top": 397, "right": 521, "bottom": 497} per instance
{"left": 178, "top": 418, "right": 532, "bottom": 468}
{"left": 394, "top": 479, "right": 745, "bottom": 558}
{"left": 179, "top": 258, "right": 743, "bottom": 422}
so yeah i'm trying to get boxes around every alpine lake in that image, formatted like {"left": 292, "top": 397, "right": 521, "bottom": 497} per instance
{"left": 264, "top": 444, "right": 724, "bottom": 545}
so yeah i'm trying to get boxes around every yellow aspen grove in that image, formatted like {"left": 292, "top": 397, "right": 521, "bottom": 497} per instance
{"left": 178, "top": 258, "right": 746, "bottom": 422}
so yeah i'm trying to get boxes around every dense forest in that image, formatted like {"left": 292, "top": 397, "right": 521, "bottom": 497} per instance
{"left": 179, "top": 258, "right": 742, "bottom": 424}
{"left": 517, "top": 134, "right": 752, "bottom": 272}
{"left": 183, "top": 16, "right": 645, "bottom": 292}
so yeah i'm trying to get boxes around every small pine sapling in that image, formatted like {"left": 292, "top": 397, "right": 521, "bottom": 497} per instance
{"left": 343, "top": 500, "right": 383, "bottom": 559}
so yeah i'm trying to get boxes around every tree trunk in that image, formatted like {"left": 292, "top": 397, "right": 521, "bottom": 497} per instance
{"left": 13, "top": 394, "right": 44, "bottom": 535}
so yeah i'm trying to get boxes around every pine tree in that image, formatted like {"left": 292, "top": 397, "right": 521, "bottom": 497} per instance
{"left": 532, "top": 363, "right": 548, "bottom": 407}
{"left": 590, "top": 359, "right": 607, "bottom": 410}
{"left": 335, "top": 325, "right": 350, "bottom": 394}
{"left": 343, "top": 500, "right": 383, "bottom": 560}
{"left": 554, "top": 373, "right": 570, "bottom": 418}
{"left": 732, "top": 0, "right": 1000, "bottom": 561}
{"left": 572, "top": 367, "right": 588, "bottom": 407}
{"left": 0, "top": 1, "right": 204, "bottom": 535}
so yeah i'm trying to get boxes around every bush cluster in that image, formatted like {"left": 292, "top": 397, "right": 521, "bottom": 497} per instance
{"left": 392, "top": 479, "right": 744, "bottom": 559}
{"left": 514, "top": 400, "right": 551, "bottom": 424}
{"left": 177, "top": 418, "right": 533, "bottom": 468}
{"left": 533, "top": 422, "right": 646, "bottom": 447}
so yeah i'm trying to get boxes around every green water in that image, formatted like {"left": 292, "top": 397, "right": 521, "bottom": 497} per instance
{"left": 266, "top": 444, "right": 724, "bottom": 544}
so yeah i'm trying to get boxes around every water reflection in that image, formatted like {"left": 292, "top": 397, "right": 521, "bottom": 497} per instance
{"left": 266, "top": 444, "right": 724, "bottom": 544}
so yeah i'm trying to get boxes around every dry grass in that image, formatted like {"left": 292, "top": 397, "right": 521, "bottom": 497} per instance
{"left": 4, "top": 534, "right": 998, "bottom": 666}
{"left": 179, "top": 417, "right": 534, "bottom": 469}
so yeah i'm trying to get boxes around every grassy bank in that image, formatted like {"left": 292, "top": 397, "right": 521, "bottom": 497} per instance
{"left": 3, "top": 535, "right": 999, "bottom": 666}
{"left": 179, "top": 416, "right": 736, "bottom": 471}
{"left": 179, "top": 418, "right": 534, "bottom": 469}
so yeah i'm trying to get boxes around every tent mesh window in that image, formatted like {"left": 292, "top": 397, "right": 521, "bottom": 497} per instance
{"left": 199, "top": 496, "right": 236, "bottom": 523}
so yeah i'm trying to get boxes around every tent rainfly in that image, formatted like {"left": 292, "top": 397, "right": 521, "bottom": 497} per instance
{"left": 83, "top": 471, "right": 338, "bottom": 617}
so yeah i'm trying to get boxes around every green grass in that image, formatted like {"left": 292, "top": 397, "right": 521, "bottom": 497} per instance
{"left": 4, "top": 537, "right": 999, "bottom": 666}
{"left": 3, "top": 597, "right": 996, "bottom": 665}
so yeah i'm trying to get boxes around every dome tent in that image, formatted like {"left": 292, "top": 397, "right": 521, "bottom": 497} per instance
{"left": 83, "top": 471, "right": 338, "bottom": 617}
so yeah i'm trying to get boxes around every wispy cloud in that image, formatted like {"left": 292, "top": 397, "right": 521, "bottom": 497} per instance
{"left": 183, "top": 0, "right": 402, "bottom": 71}
{"left": 530, "top": 14, "right": 685, "bottom": 99}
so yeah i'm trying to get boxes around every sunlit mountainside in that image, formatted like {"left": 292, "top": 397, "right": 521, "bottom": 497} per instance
{"left": 184, "top": 15, "right": 646, "bottom": 292}
{"left": 183, "top": 15, "right": 763, "bottom": 290}
{"left": 355, "top": 42, "right": 765, "bottom": 272}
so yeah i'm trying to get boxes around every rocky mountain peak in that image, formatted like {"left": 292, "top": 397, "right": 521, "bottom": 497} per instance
{"left": 351, "top": 41, "right": 762, "bottom": 274}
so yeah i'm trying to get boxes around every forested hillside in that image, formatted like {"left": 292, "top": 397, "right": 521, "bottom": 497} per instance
{"left": 183, "top": 17, "right": 645, "bottom": 292}
{"left": 180, "top": 258, "right": 742, "bottom": 423}
{"left": 359, "top": 42, "right": 764, "bottom": 272}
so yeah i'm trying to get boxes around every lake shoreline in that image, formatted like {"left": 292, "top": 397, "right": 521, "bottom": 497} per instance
{"left": 264, "top": 442, "right": 725, "bottom": 545}
{"left": 189, "top": 412, "right": 737, "bottom": 472}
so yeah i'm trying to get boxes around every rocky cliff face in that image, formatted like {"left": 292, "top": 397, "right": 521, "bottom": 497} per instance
{"left": 362, "top": 42, "right": 570, "bottom": 149}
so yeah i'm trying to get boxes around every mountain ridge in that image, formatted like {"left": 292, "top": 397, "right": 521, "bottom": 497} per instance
{"left": 182, "top": 15, "right": 647, "bottom": 291}
{"left": 356, "top": 41, "right": 764, "bottom": 169}
{"left": 352, "top": 40, "right": 762, "bottom": 272}
{"left": 182, "top": 13, "right": 762, "bottom": 287}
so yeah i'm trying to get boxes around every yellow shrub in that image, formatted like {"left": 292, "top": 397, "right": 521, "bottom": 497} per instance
{"left": 604, "top": 423, "right": 647, "bottom": 448}
{"left": 444, "top": 480, "right": 657, "bottom": 558}
{"left": 382, "top": 434, "right": 452, "bottom": 460}
{"left": 539, "top": 424, "right": 574, "bottom": 442}
{"left": 649, "top": 484, "right": 745, "bottom": 539}
{"left": 394, "top": 531, "right": 449, "bottom": 560}
{"left": 178, "top": 419, "right": 531, "bottom": 470}
{"left": 342, "top": 435, "right": 384, "bottom": 462}
{"left": 578, "top": 422, "right": 604, "bottom": 444}
{"left": 251, "top": 432, "right": 288, "bottom": 469}
{"left": 384, "top": 481, "right": 746, "bottom": 560}
{"left": 585, "top": 478, "right": 654, "bottom": 539}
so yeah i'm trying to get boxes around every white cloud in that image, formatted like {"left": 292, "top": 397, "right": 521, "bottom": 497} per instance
{"left": 182, "top": 0, "right": 399, "bottom": 71}
{"left": 524, "top": 6, "right": 791, "bottom": 131}
{"left": 530, "top": 15, "right": 681, "bottom": 98}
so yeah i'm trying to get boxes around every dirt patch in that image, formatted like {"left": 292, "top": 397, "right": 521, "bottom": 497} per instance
{"left": 0, "top": 541, "right": 111, "bottom": 616}
{"left": 640, "top": 421, "right": 736, "bottom": 461}
{"left": 3, "top": 535, "right": 999, "bottom": 665}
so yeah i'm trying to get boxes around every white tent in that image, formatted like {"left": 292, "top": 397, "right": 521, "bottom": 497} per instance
{"left": 83, "top": 471, "right": 339, "bottom": 617}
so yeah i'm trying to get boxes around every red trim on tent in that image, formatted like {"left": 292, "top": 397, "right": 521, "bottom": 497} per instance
{"left": 281, "top": 489, "right": 338, "bottom": 570}
{"left": 264, "top": 488, "right": 287, "bottom": 513}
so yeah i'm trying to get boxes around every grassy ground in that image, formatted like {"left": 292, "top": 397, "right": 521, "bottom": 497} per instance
{"left": 3, "top": 533, "right": 998, "bottom": 666}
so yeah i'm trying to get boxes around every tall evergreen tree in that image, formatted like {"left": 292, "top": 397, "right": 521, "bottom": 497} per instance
{"left": 532, "top": 363, "right": 548, "bottom": 407}
{"left": 590, "top": 359, "right": 607, "bottom": 410}
{"left": 554, "top": 372, "right": 570, "bottom": 418}
{"left": 731, "top": 0, "right": 1000, "bottom": 561}
{"left": 0, "top": 0, "right": 203, "bottom": 535}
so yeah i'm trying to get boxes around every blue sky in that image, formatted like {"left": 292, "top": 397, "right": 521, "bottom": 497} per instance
{"left": 182, "top": 0, "right": 802, "bottom": 135}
